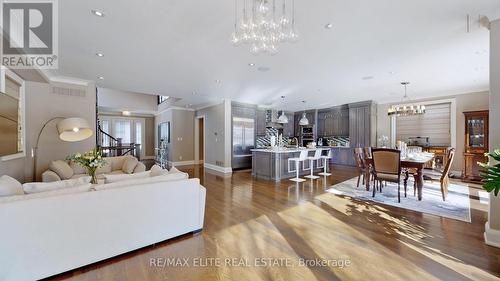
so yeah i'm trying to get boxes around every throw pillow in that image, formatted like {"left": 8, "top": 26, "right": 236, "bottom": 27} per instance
{"left": 169, "top": 166, "right": 182, "bottom": 174}
{"left": 122, "top": 157, "right": 139, "bottom": 174}
{"left": 49, "top": 160, "right": 74, "bottom": 180}
{"left": 69, "top": 160, "right": 87, "bottom": 175}
{"left": 23, "top": 176, "right": 91, "bottom": 194}
{"left": 150, "top": 165, "right": 169, "bottom": 177}
{"left": 0, "top": 175, "right": 24, "bottom": 197}
{"left": 96, "top": 160, "right": 112, "bottom": 175}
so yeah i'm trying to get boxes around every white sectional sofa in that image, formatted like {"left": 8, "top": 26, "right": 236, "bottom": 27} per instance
{"left": 42, "top": 155, "right": 146, "bottom": 182}
{"left": 0, "top": 172, "right": 206, "bottom": 281}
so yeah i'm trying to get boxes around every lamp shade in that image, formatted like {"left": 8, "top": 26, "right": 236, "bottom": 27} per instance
{"left": 277, "top": 111, "right": 289, "bottom": 123}
{"left": 299, "top": 112, "right": 309, "bottom": 126}
{"left": 56, "top": 117, "right": 93, "bottom": 142}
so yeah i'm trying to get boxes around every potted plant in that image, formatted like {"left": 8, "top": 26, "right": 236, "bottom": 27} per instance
{"left": 479, "top": 149, "right": 500, "bottom": 196}
{"left": 66, "top": 147, "right": 106, "bottom": 184}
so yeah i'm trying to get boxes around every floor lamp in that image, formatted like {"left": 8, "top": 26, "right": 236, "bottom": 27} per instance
{"left": 32, "top": 117, "right": 93, "bottom": 181}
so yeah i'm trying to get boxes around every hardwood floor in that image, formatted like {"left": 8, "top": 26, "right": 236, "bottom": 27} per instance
{"left": 50, "top": 165, "right": 500, "bottom": 281}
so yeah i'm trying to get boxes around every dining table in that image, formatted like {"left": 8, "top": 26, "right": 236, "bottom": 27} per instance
{"left": 364, "top": 153, "right": 435, "bottom": 201}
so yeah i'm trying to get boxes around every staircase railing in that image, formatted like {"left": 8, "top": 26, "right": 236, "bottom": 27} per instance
{"left": 97, "top": 122, "right": 141, "bottom": 160}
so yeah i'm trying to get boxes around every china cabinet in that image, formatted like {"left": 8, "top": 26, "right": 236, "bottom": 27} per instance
{"left": 462, "top": 110, "right": 489, "bottom": 182}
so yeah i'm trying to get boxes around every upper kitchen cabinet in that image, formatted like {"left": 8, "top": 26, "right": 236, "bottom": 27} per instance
{"left": 282, "top": 112, "right": 295, "bottom": 137}
{"left": 317, "top": 105, "right": 349, "bottom": 137}
{"left": 349, "top": 101, "right": 377, "bottom": 148}
{"left": 256, "top": 109, "right": 267, "bottom": 136}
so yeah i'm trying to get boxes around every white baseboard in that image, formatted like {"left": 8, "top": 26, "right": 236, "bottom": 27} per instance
{"left": 195, "top": 160, "right": 204, "bottom": 165}
{"left": 168, "top": 160, "right": 195, "bottom": 167}
{"left": 484, "top": 221, "right": 500, "bottom": 248}
{"left": 204, "top": 163, "right": 232, "bottom": 174}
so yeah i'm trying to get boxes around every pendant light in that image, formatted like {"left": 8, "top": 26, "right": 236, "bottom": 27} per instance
{"left": 277, "top": 96, "right": 289, "bottom": 123}
{"left": 387, "top": 82, "right": 426, "bottom": 116}
{"left": 299, "top": 100, "right": 309, "bottom": 126}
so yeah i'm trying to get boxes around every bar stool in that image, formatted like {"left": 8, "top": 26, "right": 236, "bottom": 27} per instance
{"left": 318, "top": 149, "right": 333, "bottom": 176}
{"left": 304, "top": 149, "right": 322, "bottom": 179}
{"left": 288, "top": 150, "right": 308, "bottom": 182}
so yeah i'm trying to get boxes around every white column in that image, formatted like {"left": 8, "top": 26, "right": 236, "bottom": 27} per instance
{"left": 223, "top": 99, "right": 233, "bottom": 174}
{"left": 485, "top": 19, "right": 500, "bottom": 248}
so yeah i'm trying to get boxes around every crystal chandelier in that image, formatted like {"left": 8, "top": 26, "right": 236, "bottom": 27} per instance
{"left": 387, "top": 82, "right": 426, "bottom": 117}
{"left": 231, "top": 0, "right": 299, "bottom": 55}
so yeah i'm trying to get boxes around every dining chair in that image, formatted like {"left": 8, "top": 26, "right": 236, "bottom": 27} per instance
{"left": 423, "top": 148, "right": 456, "bottom": 201}
{"left": 371, "top": 148, "right": 402, "bottom": 202}
{"left": 353, "top": 148, "right": 368, "bottom": 188}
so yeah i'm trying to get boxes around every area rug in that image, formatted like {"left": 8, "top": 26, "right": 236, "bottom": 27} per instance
{"left": 326, "top": 177, "right": 471, "bottom": 222}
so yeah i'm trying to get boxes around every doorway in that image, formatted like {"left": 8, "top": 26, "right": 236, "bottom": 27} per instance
{"left": 195, "top": 116, "right": 205, "bottom": 165}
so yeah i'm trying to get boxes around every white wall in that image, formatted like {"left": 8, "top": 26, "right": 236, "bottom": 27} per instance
{"left": 154, "top": 108, "right": 195, "bottom": 164}
{"left": 195, "top": 103, "right": 230, "bottom": 170}
{"left": 98, "top": 87, "right": 157, "bottom": 113}
{"left": 377, "top": 91, "right": 490, "bottom": 173}
{"left": 0, "top": 80, "right": 96, "bottom": 182}
{"left": 485, "top": 19, "right": 500, "bottom": 246}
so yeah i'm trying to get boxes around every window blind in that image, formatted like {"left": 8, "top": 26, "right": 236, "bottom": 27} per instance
{"left": 396, "top": 102, "right": 451, "bottom": 146}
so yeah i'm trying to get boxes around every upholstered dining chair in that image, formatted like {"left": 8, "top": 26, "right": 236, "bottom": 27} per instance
{"left": 371, "top": 148, "right": 403, "bottom": 202}
{"left": 423, "top": 148, "right": 456, "bottom": 201}
{"left": 353, "top": 148, "right": 368, "bottom": 188}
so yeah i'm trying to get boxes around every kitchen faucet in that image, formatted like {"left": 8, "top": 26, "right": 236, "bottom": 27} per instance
{"left": 292, "top": 137, "right": 299, "bottom": 148}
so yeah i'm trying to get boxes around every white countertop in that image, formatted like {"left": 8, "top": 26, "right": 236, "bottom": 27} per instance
{"left": 251, "top": 147, "right": 332, "bottom": 153}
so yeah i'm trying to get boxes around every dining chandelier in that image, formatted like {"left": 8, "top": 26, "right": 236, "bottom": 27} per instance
{"left": 387, "top": 82, "right": 426, "bottom": 117}
{"left": 230, "top": 0, "right": 299, "bottom": 55}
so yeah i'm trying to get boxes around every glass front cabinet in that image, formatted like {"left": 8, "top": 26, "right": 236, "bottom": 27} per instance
{"left": 463, "top": 110, "right": 489, "bottom": 182}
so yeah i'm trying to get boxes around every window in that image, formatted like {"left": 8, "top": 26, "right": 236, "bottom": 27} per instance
{"left": 135, "top": 122, "right": 142, "bottom": 146}
{"left": 396, "top": 102, "right": 451, "bottom": 146}
{"left": 114, "top": 120, "right": 131, "bottom": 143}
{"left": 100, "top": 120, "right": 110, "bottom": 147}
{"left": 158, "top": 95, "right": 170, "bottom": 104}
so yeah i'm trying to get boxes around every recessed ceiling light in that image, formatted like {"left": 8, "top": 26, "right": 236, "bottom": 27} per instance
{"left": 97, "top": 76, "right": 104, "bottom": 80}
{"left": 215, "top": 79, "right": 221, "bottom": 84}
{"left": 325, "top": 23, "right": 333, "bottom": 29}
{"left": 91, "top": 10, "right": 105, "bottom": 17}
{"left": 96, "top": 52, "right": 104, "bottom": 57}
{"left": 389, "top": 71, "right": 396, "bottom": 75}
{"left": 248, "top": 63, "right": 255, "bottom": 66}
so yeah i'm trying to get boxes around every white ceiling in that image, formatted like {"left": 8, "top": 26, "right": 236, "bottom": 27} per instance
{"left": 57, "top": 0, "right": 500, "bottom": 111}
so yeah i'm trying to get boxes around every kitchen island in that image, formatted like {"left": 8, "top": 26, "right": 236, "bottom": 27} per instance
{"left": 251, "top": 147, "right": 331, "bottom": 182}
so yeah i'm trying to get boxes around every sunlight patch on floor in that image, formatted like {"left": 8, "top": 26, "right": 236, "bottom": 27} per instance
{"left": 277, "top": 201, "right": 440, "bottom": 281}
{"left": 400, "top": 241, "right": 500, "bottom": 281}
{"left": 214, "top": 215, "right": 318, "bottom": 281}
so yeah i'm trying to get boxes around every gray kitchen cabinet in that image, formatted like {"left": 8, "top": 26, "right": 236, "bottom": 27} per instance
{"left": 256, "top": 109, "right": 267, "bottom": 136}
{"left": 349, "top": 101, "right": 376, "bottom": 148}
{"left": 283, "top": 112, "right": 295, "bottom": 137}
{"left": 317, "top": 112, "right": 326, "bottom": 136}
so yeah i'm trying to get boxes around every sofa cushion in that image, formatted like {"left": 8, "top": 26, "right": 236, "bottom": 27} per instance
{"left": 96, "top": 172, "right": 189, "bottom": 191}
{"left": 106, "top": 155, "right": 133, "bottom": 171}
{"left": 0, "top": 175, "right": 24, "bottom": 197}
{"left": 96, "top": 160, "right": 112, "bottom": 175}
{"left": 151, "top": 167, "right": 169, "bottom": 177}
{"left": 122, "top": 157, "right": 139, "bottom": 174}
{"left": 69, "top": 160, "right": 87, "bottom": 175}
{"left": 133, "top": 162, "right": 146, "bottom": 173}
{"left": 169, "top": 166, "right": 182, "bottom": 174}
{"left": 49, "top": 160, "right": 74, "bottom": 180}
{"left": 23, "top": 176, "right": 91, "bottom": 194}
{"left": 0, "top": 183, "right": 91, "bottom": 204}
{"left": 104, "top": 171, "right": 150, "bottom": 184}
